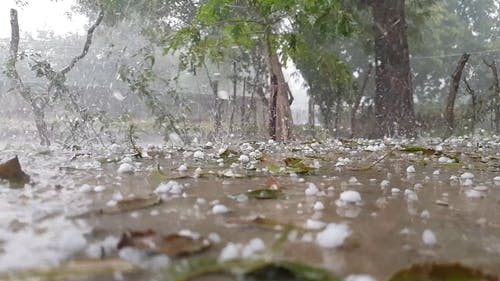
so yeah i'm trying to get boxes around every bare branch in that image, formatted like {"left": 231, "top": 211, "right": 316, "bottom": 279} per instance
{"left": 60, "top": 4, "right": 104, "bottom": 75}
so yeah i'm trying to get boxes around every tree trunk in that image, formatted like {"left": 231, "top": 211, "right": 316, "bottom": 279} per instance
{"left": 483, "top": 59, "right": 500, "bottom": 134}
{"left": 308, "top": 94, "right": 315, "bottom": 129}
{"left": 350, "top": 62, "right": 373, "bottom": 137}
{"left": 212, "top": 80, "right": 222, "bottom": 135}
{"left": 444, "top": 53, "right": 470, "bottom": 137}
{"left": 463, "top": 77, "right": 476, "bottom": 135}
{"left": 8, "top": 9, "right": 50, "bottom": 145}
{"left": 229, "top": 61, "right": 237, "bottom": 134}
{"left": 240, "top": 78, "right": 246, "bottom": 127}
{"left": 265, "top": 33, "right": 294, "bottom": 142}
{"left": 372, "top": 0, "right": 415, "bottom": 138}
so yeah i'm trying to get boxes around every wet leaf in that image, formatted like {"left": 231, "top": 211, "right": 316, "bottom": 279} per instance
{"left": 389, "top": 263, "right": 499, "bottom": 281}
{"left": 117, "top": 230, "right": 210, "bottom": 257}
{"left": 219, "top": 148, "right": 239, "bottom": 160}
{"left": 0, "top": 156, "right": 30, "bottom": 184}
{"left": 264, "top": 177, "right": 284, "bottom": 189}
{"left": 251, "top": 216, "right": 313, "bottom": 232}
{"left": 246, "top": 189, "right": 282, "bottom": 199}
{"left": 0, "top": 258, "right": 135, "bottom": 281}
{"left": 284, "top": 157, "right": 304, "bottom": 167}
{"left": 102, "top": 195, "right": 161, "bottom": 214}
{"left": 168, "top": 257, "right": 340, "bottom": 281}
{"left": 401, "top": 146, "right": 459, "bottom": 163}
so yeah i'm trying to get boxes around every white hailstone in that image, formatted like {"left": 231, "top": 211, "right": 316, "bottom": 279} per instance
{"left": 208, "top": 233, "right": 221, "bottom": 244}
{"left": 313, "top": 201, "right": 325, "bottom": 211}
{"left": 420, "top": 210, "right": 430, "bottom": 219}
{"left": 79, "top": 184, "right": 92, "bottom": 193}
{"left": 433, "top": 170, "right": 440, "bottom": 175}
{"left": 238, "top": 154, "right": 250, "bottom": 163}
{"left": 177, "top": 164, "right": 188, "bottom": 172}
{"left": 406, "top": 165, "right": 416, "bottom": 173}
{"left": 316, "top": 223, "right": 351, "bottom": 248}
{"left": 241, "top": 238, "right": 265, "bottom": 258}
{"left": 205, "top": 141, "right": 213, "bottom": 148}
{"left": 112, "top": 191, "right": 123, "bottom": 201}
{"left": 212, "top": 204, "right": 230, "bottom": 214}
{"left": 193, "top": 151, "right": 204, "bottom": 160}
{"left": 450, "top": 175, "right": 459, "bottom": 181}
{"left": 380, "top": 180, "right": 390, "bottom": 189}
{"left": 155, "top": 181, "right": 183, "bottom": 194}
{"left": 194, "top": 167, "right": 203, "bottom": 178}
{"left": 117, "top": 163, "right": 135, "bottom": 175}
{"left": 345, "top": 275, "right": 377, "bottom": 281}
{"left": 465, "top": 189, "right": 484, "bottom": 198}
{"left": 348, "top": 177, "right": 361, "bottom": 185}
{"left": 460, "top": 172, "right": 474, "bottom": 180}
{"left": 473, "top": 185, "right": 489, "bottom": 192}
{"left": 391, "top": 188, "right": 401, "bottom": 194}
{"left": 306, "top": 219, "right": 326, "bottom": 229}
{"left": 422, "top": 229, "right": 437, "bottom": 246}
{"left": 305, "top": 182, "right": 319, "bottom": 196}
{"left": 219, "top": 243, "right": 241, "bottom": 261}
{"left": 94, "top": 185, "right": 106, "bottom": 192}
{"left": 404, "top": 189, "right": 418, "bottom": 201}
{"left": 494, "top": 176, "right": 500, "bottom": 184}
{"left": 461, "top": 178, "right": 474, "bottom": 186}
{"left": 106, "top": 199, "right": 117, "bottom": 207}
{"left": 150, "top": 210, "right": 160, "bottom": 216}
{"left": 438, "top": 156, "right": 454, "bottom": 164}
{"left": 120, "top": 156, "right": 133, "bottom": 164}
{"left": 435, "top": 144, "right": 443, "bottom": 151}
{"left": 339, "top": 190, "right": 362, "bottom": 204}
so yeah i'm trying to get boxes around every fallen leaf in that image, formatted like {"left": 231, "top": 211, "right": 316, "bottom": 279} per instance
{"left": 264, "top": 177, "right": 284, "bottom": 189}
{"left": 246, "top": 189, "right": 282, "bottom": 199}
{"left": 117, "top": 230, "right": 210, "bottom": 257}
{"left": 0, "top": 156, "right": 30, "bottom": 184}
{"left": 389, "top": 263, "right": 499, "bottom": 281}
{"left": 102, "top": 195, "right": 161, "bottom": 214}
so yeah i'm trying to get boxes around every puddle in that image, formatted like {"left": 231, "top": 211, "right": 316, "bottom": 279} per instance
{"left": 0, "top": 137, "right": 499, "bottom": 280}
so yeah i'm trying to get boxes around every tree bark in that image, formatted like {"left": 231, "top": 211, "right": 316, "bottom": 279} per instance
{"left": 240, "top": 78, "right": 247, "bottom": 127}
{"left": 463, "top": 77, "right": 476, "bottom": 135}
{"left": 8, "top": 9, "right": 51, "bottom": 145}
{"left": 444, "top": 53, "right": 470, "bottom": 137}
{"left": 483, "top": 59, "right": 500, "bottom": 134}
{"left": 350, "top": 62, "right": 373, "bottom": 137}
{"left": 229, "top": 62, "right": 237, "bottom": 134}
{"left": 308, "top": 94, "right": 315, "bottom": 129}
{"left": 265, "top": 31, "right": 294, "bottom": 142}
{"left": 372, "top": 0, "right": 415, "bottom": 138}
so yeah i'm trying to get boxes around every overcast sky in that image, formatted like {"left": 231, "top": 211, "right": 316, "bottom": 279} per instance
{"left": 0, "top": 0, "right": 88, "bottom": 39}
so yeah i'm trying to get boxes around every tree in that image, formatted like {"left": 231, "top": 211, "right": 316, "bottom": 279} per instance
{"left": 371, "top": 0, "right": 416, "bottom": 137}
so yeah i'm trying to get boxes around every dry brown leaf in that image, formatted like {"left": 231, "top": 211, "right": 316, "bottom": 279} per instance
{"left": 0, "top": 156, "right": 30, "bottom": 184}
{"left": 117, "top": 230, "right": 210, "bottom": 257}
{"left": 264, "top": 177, "right": 284, "bottom": 189}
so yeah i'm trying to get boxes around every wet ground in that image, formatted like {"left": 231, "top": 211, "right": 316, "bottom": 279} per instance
{"left": 0, "top": 135, "right": 499, "bottom": 281}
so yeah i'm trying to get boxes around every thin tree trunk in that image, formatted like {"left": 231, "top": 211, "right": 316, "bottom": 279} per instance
{"left": 240, "top": 78, "right": 247, "bottom": 127}
{"left": 483, "top": 59, "right": 500, "bottom": 134}
{"left": 308, "top": 94, "right": 315, "bottom": 129}
{"left": 445, "top": 53, "right": 470, "bottom": 137}
{"left": 350, "top": 62, "right": 373, "bottom": 137}
{"left": 372, "top": 0, "right": 415, "bottom": 138}
{"left": 463, "top": 77, "right": 477, "bottom": 135}
{"left": 265, "top": 31, "right": 294, "bottom": 142}
{"left": 8, "top": 9, "right": 50, "bottom": 145}
{"left": 229, "top": 61, "right": 237, "bottom": 133}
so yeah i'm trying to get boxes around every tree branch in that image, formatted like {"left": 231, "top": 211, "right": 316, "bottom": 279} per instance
{"left": 60, "top": 4, "right": 104, "bottom": 75}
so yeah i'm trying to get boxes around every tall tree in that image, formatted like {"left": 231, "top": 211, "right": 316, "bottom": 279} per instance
{"left": 371, "top": 0, "right": 416, "bottom": 137}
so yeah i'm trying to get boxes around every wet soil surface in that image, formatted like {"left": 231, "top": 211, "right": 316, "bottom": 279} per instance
{"left": 0, "top": 136, "right": 499, "bottom": 281}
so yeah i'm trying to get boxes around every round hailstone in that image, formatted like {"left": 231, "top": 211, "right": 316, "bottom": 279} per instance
{"left": 348, "top": 177, "right": 361, "bottom": 185}
{"left": 339, "top": 190, "right": 362, "bottom": 204}
{"left": 117, "top": 163, "right": 135, "bottom": 175}
{"left": 154, "top": 180, "right": 183, "bottom": 194}
{"left": 94, "top": 185, "right": 106, "bottom": 192}
{"left": 422, "top": 229, "right": 437, "bottom": 246}
{"left": 306, "top": 219, "right": 326, "bottom": 229}
{"left": 193, "top": 151, "right": 204, "bottom": 160}
{"left": 238, "top": 154, "right": 250, "bottom": 163}
{"left": 465, "top": 189, "right": 484, "bottom": 198}
{"left": 305, "top": 183, "right": 319, "bottom": 196}
{"left": 79, "top": 184, "right": 92, "bottom": 193}
{"left": 406, "top": 165, "right": 416, "bottom": 173}
{"left": 438, "top": 156, "right": 454, "bottom": 164}
{"left": 219, "top": 243, "right": 241, "bottom": 261}
{"left": 460, "top": 172, "right": 474, "bottom": 180}
{"left": 313, "top": 201, "right": 325, "bottom": 211}
{"left": 433, "top": 170, "right": 440, "bottom": 175}
{"left": 380, "top": 180, "right": 390, "bottom": 189}
{"left": 212, "top": 204, "right": 230, "bottom": 214}
{"left": 420, "top": 210, "right": 430, "bottom": 219}
{"left": 177, "top": 164, "right": 188, "bottom": 172}
{"left": 315, "top": 223, "right": 351, "bottom": 248}
{"left": 345, "top": 275, "right": 377, "bottom": 281}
